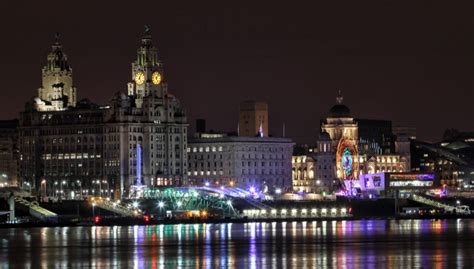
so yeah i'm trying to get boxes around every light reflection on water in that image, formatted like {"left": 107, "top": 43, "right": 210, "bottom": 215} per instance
{"left": 0, "top": 219, "right": 474, "bottom": 268}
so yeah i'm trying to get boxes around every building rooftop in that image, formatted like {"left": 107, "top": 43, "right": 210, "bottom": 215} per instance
{"left": 189, "top": 134, "right": 293, "bottom": 144}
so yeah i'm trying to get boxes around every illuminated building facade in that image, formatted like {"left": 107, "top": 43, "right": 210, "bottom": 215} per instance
{"left": 292, "top": 155, "right": 315, "bottom": 192}
{"left": 411, "top": 134, "right": 474, "bottom": 189}
{"left": 0, "top": 120, "right": 19, "bottom": 187}
{"left": 292, "top": 91, "right": 411, "bottom": 194}
{"left": 19, "top": 28, "right": 187, "bottom": 199}
{"left": 356, "top": 172, "right": 437, "bottom": 197}
{"left": 188, "top": 133, "right": 293, "bottom": 192}
{"left": 35, "top": 34, "right": 76, "bottom": 112}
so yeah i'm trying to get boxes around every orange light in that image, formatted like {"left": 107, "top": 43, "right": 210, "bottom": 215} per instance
{"left": 201, "top": 211, "right": 208, "bottom": 217}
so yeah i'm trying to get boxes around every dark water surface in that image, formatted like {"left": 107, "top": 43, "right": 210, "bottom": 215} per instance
{"left": 1, "top": 219, "right": 474, "bottom": 268}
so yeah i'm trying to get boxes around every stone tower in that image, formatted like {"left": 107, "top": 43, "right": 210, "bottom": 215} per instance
{"left": 36, "top": 33, "right": 76, "bottom": 111}
{"left": 127, "top": 25, "right": 167, "bottom": 108}
{"left": 238, "top": 101, "right": 269, "bottom": 137}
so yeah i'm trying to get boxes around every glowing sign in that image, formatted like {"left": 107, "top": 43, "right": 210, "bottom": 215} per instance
{"left": 336, "top": 138, "right": 358, "bottom": 180}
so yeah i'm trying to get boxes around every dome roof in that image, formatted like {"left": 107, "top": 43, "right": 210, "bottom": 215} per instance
{"left": 329, "top": 104, "right": 351, "bottom": 118}
{"left": 328, "top": 90, "right": 351, "bottom": 118}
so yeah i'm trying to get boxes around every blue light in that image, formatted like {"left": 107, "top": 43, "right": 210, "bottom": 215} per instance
{"left": 137, "top": 143, "right": 142, "bottom": 185}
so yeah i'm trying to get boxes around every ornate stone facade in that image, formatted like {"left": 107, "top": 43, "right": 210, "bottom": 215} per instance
{"left": 19, "top": 28, "right": 187, "bottom": 199}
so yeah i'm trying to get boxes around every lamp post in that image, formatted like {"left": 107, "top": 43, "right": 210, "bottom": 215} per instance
{"left": 158, "top": 201, "right": 164, "bottom": 217}
{"left": 25, "top": 181, "right": 31, "bottom": 195}
{"left": 54, "top": 181, "right": 58, "bottom": 199}
{"left": 41, "top": 179, "right": 46, "bottom": 201}
{"left": 76, "top": 180, "right": 82, "bottom": 200}
{"left": 61, "top": 180, "right": 67, "bottom": 200}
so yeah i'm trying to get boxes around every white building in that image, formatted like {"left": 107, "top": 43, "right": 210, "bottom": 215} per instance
{"left": 187, "top": 133, "right": 294, "bottom": 192}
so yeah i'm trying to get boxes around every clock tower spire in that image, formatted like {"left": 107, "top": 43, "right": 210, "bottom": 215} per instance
{"left": 128, "top": 25, "right": 165, "bottom": 108}
{"left": 35, "top": 33, "right": 77, "bottom": 111}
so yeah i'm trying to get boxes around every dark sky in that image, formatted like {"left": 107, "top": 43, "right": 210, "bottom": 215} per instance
{"left": 1, "top": 1, "right": 473, "bottom": 143}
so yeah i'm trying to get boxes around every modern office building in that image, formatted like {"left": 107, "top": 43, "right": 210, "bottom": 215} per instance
{"left": 356, "top": 118, "right": 394, "bottom": 154}
{"left": 411, "top": 136, "right": 474, "bottom": 188}
{"left": 356, "top": 172, "right": 437, "bottom": 198}
{"left": 18, "top": 28, "right": 188, "bottom": 199}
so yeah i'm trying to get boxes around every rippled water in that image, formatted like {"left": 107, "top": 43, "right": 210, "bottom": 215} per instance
{"left": 1, "top": 219, "right": 474, "bottom": 268}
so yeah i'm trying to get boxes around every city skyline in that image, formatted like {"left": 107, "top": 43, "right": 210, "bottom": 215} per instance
{"left": 1, "top": 1, "right": 472, "bottom": 143}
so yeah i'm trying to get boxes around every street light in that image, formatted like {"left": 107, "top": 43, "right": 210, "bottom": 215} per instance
{"left": 177, "top": 201, "right": 183, "bottom": 208}
{"left": 25, "top": 182, "right": 31, "bottom": 195}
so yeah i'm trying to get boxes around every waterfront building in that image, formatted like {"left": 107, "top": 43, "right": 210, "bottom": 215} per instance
{"left": 238, "top": 101, "right": 268, "bottom": 137}
{"left": 292, "top": 154, "right": 315, "bottom": 192}
{"left": 356, "top": 172, "right": 437, "bottom": 198}
{"left": 411, "top": 137, "right": 474, "bottom": 189}
{"left": 18, "top": 28, "right": 187, "bottom": 199}
{"left": 0, "top": 120, "right": 19, "bottom": 187}
{"left": 35, "top": 33, "right": 76, "bottom": 112}
{"left": 292, "top": 91, "right": 411, "bottom": 194}
{"left": 187, "top": 132, "right": 293, "bottom": 192}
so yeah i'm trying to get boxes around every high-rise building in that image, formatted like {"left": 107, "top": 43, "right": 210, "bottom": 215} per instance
{"left": 238, "top": 101, "right": 268, "bottom": 137}
{"left": 19, "top": 27, "right": 188, "bottom": 199}
{"left": 356, "top": 119, "right": 394, "bottom": 154}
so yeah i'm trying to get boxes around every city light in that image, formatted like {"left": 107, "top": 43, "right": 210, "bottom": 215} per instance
{"left": 132, "top": 201, "right": 139, "bottom": 208}
{"left": 275, "top": 188, "right": 282, "bottom": 194}
{"left": 158, "top": 201, "right": 165, "bottom": 208}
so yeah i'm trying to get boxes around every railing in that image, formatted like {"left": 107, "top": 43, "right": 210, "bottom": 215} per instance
{"left": 90, "top": 197, "right": 142, "bottom": 217}
{"left": 14, "top": 197, "right": 58, "bottom": 222}
{"left": 410, "top": 194, "right": 470, "bottom": 214}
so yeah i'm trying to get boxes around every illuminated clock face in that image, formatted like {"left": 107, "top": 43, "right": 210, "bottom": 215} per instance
{"left": 152, "top": 72, "right": 162, "bottom": 85}
{"left": 135, "top": 72, "right": 145, "bottom": 85}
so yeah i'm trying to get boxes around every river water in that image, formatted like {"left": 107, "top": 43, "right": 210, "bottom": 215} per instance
{"left": 1, "top": 219, "right": 473, "bottom": 268}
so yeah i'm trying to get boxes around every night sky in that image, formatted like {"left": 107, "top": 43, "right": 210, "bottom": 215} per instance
{"left": 1, "top": 1, "right": 472, "bottom": 143}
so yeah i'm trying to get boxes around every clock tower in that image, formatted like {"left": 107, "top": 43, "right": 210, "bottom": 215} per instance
{"left": 128, "top": 25, "right": 166, "bottom": 108}
{"left": 35, "top": 33, "right": 77, "bottom": 111}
